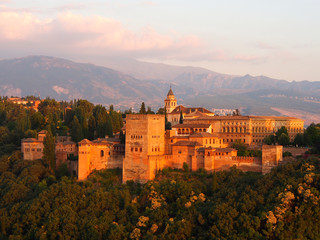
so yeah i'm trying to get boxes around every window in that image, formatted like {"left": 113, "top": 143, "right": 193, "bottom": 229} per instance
{"left": 101, "top": 150, "right": 104, "bottom": 157}
{"left": 140, "top": 147, "right": 142, "bottom": 152}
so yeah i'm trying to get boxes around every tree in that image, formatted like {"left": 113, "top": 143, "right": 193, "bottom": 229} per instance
{"left": 276, "top": 126, "right": 288, "bottom": 140}
{"left": 71, "top": 116, "right": 83, "bottom": 142}
{"left": 43, "top": 128, "right": 56, "bottom": 172}
{"left": 278, "top": 133, "right": 290, "bottom": 146}
{"left": 264, "top": 135, "right": 276, "bottom": 145}
{"left": 293, "top": 133, "right": 305, "bottom": 147}
{"left": 147, "top": 106, "right": 154, "bottom": 114}
{"left": 156, "top": 108, "right": 165, "bottom": 115}
{"left": 275, "top": 127, "right": 290, "bottom": 146}
{"left": 139, "top": 102, "right": 146, "bottom": 114}
{"left": 179, "top": 111, "right": 183, "bottom": 124}
{"left": 212, "top": 171, "right": 219, "bottom": 192}
{"left": 88, "top": 115, "right": 96, "bottom": 140}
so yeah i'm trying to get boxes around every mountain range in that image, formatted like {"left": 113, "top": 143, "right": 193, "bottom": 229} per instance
{"left": 0, "top": 55, "right": 319, "bottom": 125}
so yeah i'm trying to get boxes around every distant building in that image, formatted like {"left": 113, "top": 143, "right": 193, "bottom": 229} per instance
{"left": 55, "top": 136, "right": 78, "bottom": 173}
{"left": 21, "top": 88, "right": 303, "bottom": 183}
{"left": 7, "top": 97, "right": 41, "bottom": 111}
{"left": 164, "top": 88, "right": 215, "bottom": 125}
{"left": 74, "top": 87, "right": 303, "bottom": 183}
{"left": 78, "top": 138, "right": 124, "bottom": 180}
{"left": 21, "top": 130, "right": 47, "bottom": 160}
{"left": 164, "top": 88, "right": 304, "bottom": 144}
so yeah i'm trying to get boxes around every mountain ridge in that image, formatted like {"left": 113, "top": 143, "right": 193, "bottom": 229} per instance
{"left": 0, "top": 55, "right": 319, "bottom": 123}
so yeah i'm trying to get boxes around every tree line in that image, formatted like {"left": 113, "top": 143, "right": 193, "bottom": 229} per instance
{"left": 264, "top": 125, "right": 320, "bottom": 153}
{"left": 0, "top": 151, "right": 319, "bottom": 239}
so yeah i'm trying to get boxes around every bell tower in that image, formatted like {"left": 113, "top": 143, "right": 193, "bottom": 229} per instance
{"left": 164, "top": 87, "right": 177, "bottom": 113}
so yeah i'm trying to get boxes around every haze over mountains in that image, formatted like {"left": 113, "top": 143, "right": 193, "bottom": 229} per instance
{"left": 0, "top": 56, "right": 319, "bottom": 124}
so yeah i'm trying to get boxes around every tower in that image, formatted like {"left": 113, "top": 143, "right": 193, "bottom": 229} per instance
{"left": 123, "top": 114, "right": 165, "bottom": 183}
{"left": 164, "top": 87, "right": 177, "bottom": 113}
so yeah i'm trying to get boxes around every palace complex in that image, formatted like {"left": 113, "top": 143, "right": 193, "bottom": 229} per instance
{"left": 21, "top": 88, "right": 305, "bottom": 183}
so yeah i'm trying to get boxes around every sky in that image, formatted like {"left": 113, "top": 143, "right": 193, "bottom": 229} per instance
{"left": 0, "top": 0, "right": 319, "bottom": 82}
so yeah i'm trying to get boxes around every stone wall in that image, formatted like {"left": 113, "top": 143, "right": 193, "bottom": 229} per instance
{"left": 78, "top": 140, "right": 123, "bottom": 181}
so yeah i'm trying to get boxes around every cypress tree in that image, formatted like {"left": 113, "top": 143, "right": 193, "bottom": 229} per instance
{"left": 139, "top": 102, "right": 146, "bottom": 114}
{"left": 43, "top": 128, "right": 56, "bottom": 172}
{"left": 179, "top": 111, "right": 183, "bottom": 124}
{"left": 71, "top": 116, "right": 83, "bottom": 142}
{"left": 212, "top": 171, "right": 219, "bottom": 192}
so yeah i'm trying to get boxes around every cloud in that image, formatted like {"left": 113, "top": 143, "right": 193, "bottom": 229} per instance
{"left": 0, "top": 11, "right": 51, "bottom": 40}
{"left": 0, "top": 9, "right": 271, "bottom": 65}
{"left": 138, "top": 1, "right": 157, "bottom": 7}
{"left": 52, "top": 3, "right": 91, "bottom": 12}
{"left": 0, "top": 10, "right": 204, "bottom": 60}
{"left": 255, "top": 41, "right": 279, "bottom": 50}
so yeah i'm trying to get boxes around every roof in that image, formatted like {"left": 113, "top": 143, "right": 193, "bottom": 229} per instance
{"left": 248, "top": 116, "right": 302, "bottom": 120}
{"left": 79, "top": 139, "right": 92, "bottom": 144}
{"left": 169, "top": 105, "right": 213, "bottom": 114}
{"left": 171, "top": 136, "right": 189, "bottom": 140}
{"left": 172, "top": 123, "right": 211, "bottom": 129}
{"left": 214, "top": 148, "right": 237, "bottom": 152}
{"left": 184, "top": 115, "right": 303, "bottom": 121}
{"left": 167, "top": 88, "right": 174, "bottom": 97}
{"left": 189, "top": 132, "right": 217, "bottom": 138}
{"left": 184, "top": 111, "right": 211, "bottom": 118}
{"left": 56, "top": 141, "right": 76, "bottom": 145}
{"left": 172, "top": 141, "right": 202, "bottom": 147}
{"left": 106, "top": 138, "right": 121, "bottom": 143}
{"left": 38, "top": 130, "right": 47, "bottom": 134}
{"left": 92, "top": 138, "right": 111, "bottom": 144}
{"left": 198, "top": 147, "right": 236, "bottom": 152}
{"left": 22, "top": 138, "right": 41, "bottom": 143}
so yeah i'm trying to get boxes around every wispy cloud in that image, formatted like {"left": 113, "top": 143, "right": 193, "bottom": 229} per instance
{"left": 138, "top": 1, "right": 157, "bottom": 7}
{"left": 51, "top": 3, "right": 91, "bottom": 12}
{"left": 0, "top": 11, "right": 203, "bottom": 60}
{"left": 255, "top": 41, "right": 279, "bottom": 50}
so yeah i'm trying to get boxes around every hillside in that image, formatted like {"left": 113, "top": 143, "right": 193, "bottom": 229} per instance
{"left": 0, "top": 153, "right": 319, "bottom": 239}
{"left": 0, "top": 56, "right": 168, "bottom": 109}
{"left": 0, "top": 56, "right": 319, "bottom": 123}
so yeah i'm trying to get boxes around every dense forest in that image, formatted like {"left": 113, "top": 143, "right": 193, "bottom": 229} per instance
{"left": 0, "top": 97, "right": 124, "bottom": 156}
{"left": 0, "top": 97, "right": 320, "bottom": 239}
{"left": 0, "top": 152, "right": 319, "bottom": 239}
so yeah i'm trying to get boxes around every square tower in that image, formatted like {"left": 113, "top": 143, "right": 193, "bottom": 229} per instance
{"left": 123, "top": 114, "right": 165, "bottom": 183}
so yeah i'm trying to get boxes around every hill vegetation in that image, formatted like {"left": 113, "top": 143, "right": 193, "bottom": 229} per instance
{"left": 0, "top": 152, "right": 319, "bottom": 239}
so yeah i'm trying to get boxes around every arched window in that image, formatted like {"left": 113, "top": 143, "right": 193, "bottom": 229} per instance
{"left": 100, "top": 150, "right": 104, "bottom": 157}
